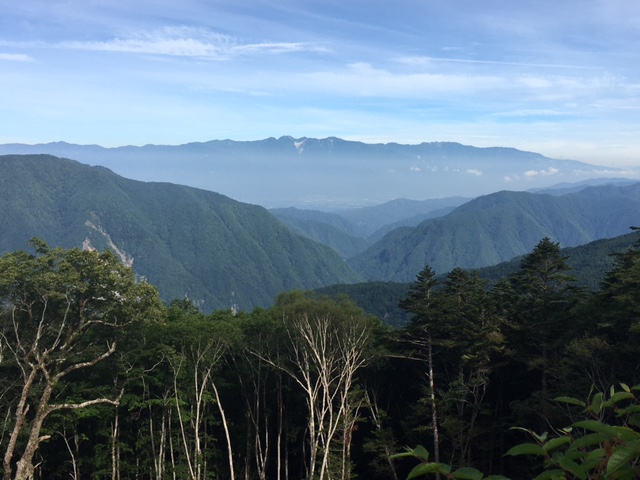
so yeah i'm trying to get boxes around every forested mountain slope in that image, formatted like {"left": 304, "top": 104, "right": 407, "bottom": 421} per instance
{"left": 333, "top": 196, "right": 471, "bottom": 237}
{"left": 320, "top": 228, "right": 640, "bottom": 327}
{"left": 349, "top": 183, "right": 640, "bottom": 282}
{"left": 269, "top": 207, "right": 370, "bottom": 258}
{"left": 0, "top": 154, "right": 361, "bottom": 310}
{"left": 474, "top": 227, "right": 640, "bottom": 290}
{"left": 271, "top": 197, "right": 469, "bottom": 257}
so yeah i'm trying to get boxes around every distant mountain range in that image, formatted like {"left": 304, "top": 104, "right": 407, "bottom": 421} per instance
{"left": 0, "top": 155, "right": 361, "bottom": 311}
{"left": 2, "top": 150, "right": 639, "bottom": 313}
{"left": 348, "top": 182, "right": 640, "bottom": 281}
{"left": 271, "top": 179, "right": 638, "bottom": 261}
{"left": 0, "top": 137, "right": 633, "bottom": 208}
{"left": 270, "top": 197, "right": 469, "bottom": 258}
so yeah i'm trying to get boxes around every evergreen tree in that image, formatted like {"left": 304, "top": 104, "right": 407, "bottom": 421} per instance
{"left": 591, "top": 227, "right": 640, "bottom": 383}
{"left": 508, "top": 237, "right": 578, "bottom": 427}
{"left": 399, "top": 265, "right": 443, "bottom": 467}
{"left": 436, "top": 269, "right": 506, "bottom": 468}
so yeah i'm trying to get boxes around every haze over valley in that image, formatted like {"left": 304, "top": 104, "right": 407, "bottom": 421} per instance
{"left": 1, "top": 137, "right": 636, "bottom": 209}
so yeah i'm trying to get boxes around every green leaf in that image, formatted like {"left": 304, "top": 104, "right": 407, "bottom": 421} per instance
{"left": 543, "top": 436, "right": 571, "bottom": 452}
{"left": 567, "top": 432, "right": 609, "bottom": 451}
{"left": 606, "top": 440, "right": 640, "bottom": 475}
{"left": 389, "top": 451, "right": 415, "bottom": 460}
{"left": 390, "top": 445, "right": 429, "bottom": 461}
{"left": 451, "top": 467, "right": 483, "bottom": 480}
{"left": 603, "top": 391, "right": 634, "bottom": 406}
{"left": 534, "top": 431, "right": 549, "bottom": 443}
{"left": 505, "top": 443, "right": 547, "bottom": 456}
{"left": 413, "top": 445, "right": 431, "bottom": 462}
{"left": 620, "top": 383, "right": 631, "bottom": 393}
{"left": 408, "top": 463, "right": 451, "bottom": 479}
{"left": 615, "top": 426, "right": 639, "bottom": 441}
{"left": 572, "top": 420, "right": 616, "bottom": 435}
{"left": 616, "top": 404, "right": 640, "bottom": 415}
{"left": 532, "top": 469, "right": 566, "bottom": 480}
{"left": 407, "top": 463, "right": 433, "bottom": 479}
{"left": 584, "top": 447, "right": 605, "bottom": 463}
{"left": 558, "top": 455, "right": 586, "bottom": 480}
{"left": 590, "top": 392, "right": 603, "bottom": 414}
{"left": 554, "top": 396, "right": 586, "bottom": 408}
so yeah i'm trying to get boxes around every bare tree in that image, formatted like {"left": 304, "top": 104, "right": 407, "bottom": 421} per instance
{"left": 167, "top": 312, "right": 239, "bottom": 480}
{"left": 259, "top": 294, "right": 374, "bottom": 480}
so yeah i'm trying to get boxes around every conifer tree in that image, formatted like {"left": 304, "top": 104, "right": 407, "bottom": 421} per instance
{"left": 399, "top": 265, "right": 442, "bottom": 467}
{"left": 508, "top": 237, "right": 577, "bottom": 424}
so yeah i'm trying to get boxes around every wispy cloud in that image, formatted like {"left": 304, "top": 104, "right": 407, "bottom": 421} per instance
{"left": 466, "top": 169, "right": 483, "bottom": 176}
{"left": 290, "top": 61, "right": 623, "bottom": 105}
{"left": 60, "top": 26, "right": 328, "bottom": 60}
{"left": 492, "top": 109, "right": 570, "bottom": 118}
{"left": 524, "top": 167, "right": 559, "bottom": 177}
{"left": 0, "top": 53, "right": 33, "bottom": 62}
{"left": 298, "top": 62, "right": 506, "bottom": 97}
{"left": 396, "top": 55, "right": 597, "bottom": 71}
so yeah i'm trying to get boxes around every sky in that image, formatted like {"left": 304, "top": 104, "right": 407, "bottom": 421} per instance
{"left": 1, "top": 0, "right": 640, "bottom": 167}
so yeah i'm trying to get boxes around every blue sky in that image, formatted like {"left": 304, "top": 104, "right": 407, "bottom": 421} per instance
{"left": 1, "top": 0, "right": 639, "bottom": 167}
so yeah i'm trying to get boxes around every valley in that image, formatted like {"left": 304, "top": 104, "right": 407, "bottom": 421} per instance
{"left": 1, "top": 150, "right": 638, "bottom": 313}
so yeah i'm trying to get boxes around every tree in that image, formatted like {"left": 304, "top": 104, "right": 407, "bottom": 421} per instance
{"left": 508, "top": 237, "right": 578, "bottom": 425}
{"left": 435, "top": 268, "right": 506, "bottom": 468}
{"left": 393, "top": 382, "right": 640, "bottom": 480}
{"left": 591, "top": 228, "right": 640, "bottom": 384}
{"left": 268, "top": 292, "right": 376, "bottom": 480}
{"left": 399, "top": 265, "right": 443, "bottom": 468}
{"left": 400, "top": 267, "right": 507, "bottom": 471}
{"left": 0, "top": 240, "right": 162, "bottom": 480}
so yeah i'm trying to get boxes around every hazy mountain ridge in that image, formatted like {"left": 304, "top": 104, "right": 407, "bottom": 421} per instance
{"left": 0, "top": 154, "right": 361, "bottom": 311}
{"left": 348, "top": 183, "right": 640, "bottom": 282}
{"left": 527, "top": 178, "right": 638, "bottom": 196}
{"left": 317, "top": 228, "right": 640, "bottom": 327}
{"left": 270, "top": 196, "right": 469, "bottom": 257}
{"left": 0, "top": 137, "right": 627, "bottom": 208}
{"left": 269, "top": 207, "right": 370, "bottom": 258}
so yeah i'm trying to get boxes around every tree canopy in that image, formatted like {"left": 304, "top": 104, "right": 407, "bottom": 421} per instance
{"left": 1, "top": 235, "right": 640, "bottom": 479}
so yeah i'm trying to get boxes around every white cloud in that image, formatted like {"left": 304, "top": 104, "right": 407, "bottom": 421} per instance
{"left": 298, "top": 63, "right": 506, "bottom": 97}
{"left": 466, "top": 169, "right": 483, "bottom": 176}
{"left": 410, "top": 166, "right": 421, "bottom": 172}
{"left": 524, "top": 167, "right": 560, "bottom": 177}
{"left": 60, "top": 26, "right": 326, "bottom": 60}
{"left": 0, "top": 53, "right": 33, "bottom": 62}
{"left": 492, "top": 108, "right": 569, "bottom": 118}
{"left": 394, "top": 55, "right": 597, "bottom": 70}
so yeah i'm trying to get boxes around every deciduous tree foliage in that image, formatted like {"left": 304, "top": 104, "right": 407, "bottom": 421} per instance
{"left": 0, "top": 239, "right": 162, "bottom": 480}
{"left": 1, "top": 234, "right": 640, "bottom": 479}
